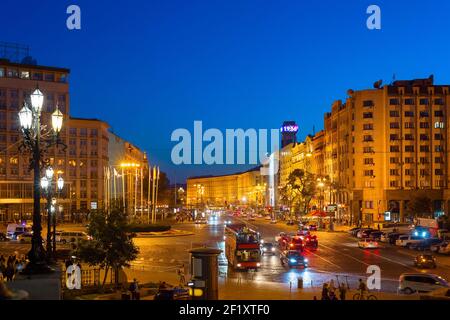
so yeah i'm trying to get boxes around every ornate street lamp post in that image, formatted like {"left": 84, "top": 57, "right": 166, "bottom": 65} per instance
{"left": 18, "top": 87, "right": 66, "bottom": 274}
{"left": 41, "top": 167, "right": 64, "bottom": 261}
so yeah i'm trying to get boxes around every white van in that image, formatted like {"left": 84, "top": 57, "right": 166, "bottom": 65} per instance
{"left": 395, "top": 235, "right": 423, "bottom": 247}
{"left": 399, "top": 273, "right": 449, "bottom": 294}
{"left": 6, "top": 223, "right": 32, "bottom": 240}
{"left": 56, "top": 231, "right": 91, "bottom": 244}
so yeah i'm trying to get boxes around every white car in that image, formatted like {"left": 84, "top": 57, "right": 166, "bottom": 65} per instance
{"left": 56, "top": 231, "right": 91, "bottom": 244}
{"left": 396, "top": 235, "right": 424, "bottom": 248}
{"left": 399, "top": 273, "right": 450, "bottom": 295}
{"left": 16, "top": 233, "right": 33, "bottom": 243}
{"left": 265, "top": 216, "right": 272, "bottom": 220}
{"left": 270, "top": 219, "right": 278, "bottom": 224}
{"left": 358, "top": 239, "right": 379, "bottom": 249}
{"left": 431, "top": 242, "right": 450, "bottom": 254}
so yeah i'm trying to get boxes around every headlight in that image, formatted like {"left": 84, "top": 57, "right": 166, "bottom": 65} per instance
{"left": 256, "top": 263, "right": 261, "bottom": 267}
{"left": 304, "top": 258, "right": 308, "bottom": 262}
{"left": 260, "top": 239, "right": 265, "bottom": 244}
{"left": 271, "top": 247, "right": 275, "bottom": 251}
{"left": 290, "top": 258, "right": 297, "bottom": 263}
{"left": 237, "top": 263, "right": 242, "bottom": 267}
{"left": 263, "top": 247, "right": 267, "bottom": 251}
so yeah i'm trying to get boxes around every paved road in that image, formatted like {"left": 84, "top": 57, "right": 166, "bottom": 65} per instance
{"left": 3, "top": 217, "right": 450, "bottom": 294}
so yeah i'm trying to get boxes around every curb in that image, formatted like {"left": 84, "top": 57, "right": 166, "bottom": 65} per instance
{"left": 135, "top": 230, "right": 194, "bottom": 238}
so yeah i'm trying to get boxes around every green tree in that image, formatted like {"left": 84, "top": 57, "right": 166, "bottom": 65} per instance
{"left": 280, "top": 169, "right": 316, "bottom": 217}
{"left": 74, "top": 209, "right": 139, "bottom": 286}
{"left": 405, "top": 196, "right": 434, "bottom": 219}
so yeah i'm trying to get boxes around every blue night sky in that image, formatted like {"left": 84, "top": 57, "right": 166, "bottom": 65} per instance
{"left": 2, "top": 0, "right": 450, "bottom": 182}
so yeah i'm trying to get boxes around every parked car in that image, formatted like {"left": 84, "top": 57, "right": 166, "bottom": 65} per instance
{"left": 431, "top": 241, "right": 450, "bottom": 254}
{"left": 368, "top": 231, "right": 383, "bottom": 241}
{"left": 410, "top": 238, "right": 442, "bottom": 251}
{"left": 414, "top": 255, "right": 437, "bottom": 269}
{"left": 286, "top": 220, "right": 295, "bottom": 226}
{"left": 270, "top": 219, "right": 278, "bottom": 224}
{"left": 194, "top": 218, "right": 208, "bottom": 225}
{"left": 0, "top": 232, "right": 8, "bottom": 242}
{"left": 348, "top": 227, "right": 362, "bottom": 237}
{"left": 307, "top": 224, "right": 318, "bottom": 231}
{"left": 16, "top": 233, "right": 33, "bottom": 243}
{"left": 358, "top": 238, "right": 379, "bottom": 249}
{"left": 6, "top": 223, "right": 32, "bottom": 240}
{"left": 56, "top": 231, "right": 91, "bottom": 244}
{"left": 399, "top": 273, "right": 449, "bottom": 294}
{"left": 382, "top": 223, "right": 412, "bottom": 234}
{"left": 396, "top": 235, "right": 424, "bottom": 248}
{"left": 357, "top": 228, "right": 374, "bottom": 239}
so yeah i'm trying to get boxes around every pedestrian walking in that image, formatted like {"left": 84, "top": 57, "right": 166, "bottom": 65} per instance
{"left": 339, "top": 282, "right": 347, "bottom": 300}
{"left": 178, "top": 264, "right": 185, "bottom": 286}
{"left": 321, "top": 283, "right": 330, "bottom": 300}
{"left": 129, "top": 278, "right": 139, "bottom": 300}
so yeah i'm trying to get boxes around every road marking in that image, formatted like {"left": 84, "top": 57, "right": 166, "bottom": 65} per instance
{"left": 304, "top": 248, "right": 343, "bottom": 269}
{"left": 318, "top": 241, "right": 371, "bottom": 266}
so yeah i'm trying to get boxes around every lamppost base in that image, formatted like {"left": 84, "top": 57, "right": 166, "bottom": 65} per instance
{"left": 20, "top": 262, "right": 55, "bottom": 275}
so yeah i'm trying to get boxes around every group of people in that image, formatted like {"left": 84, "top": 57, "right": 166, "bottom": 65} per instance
{"left": 0, "top": 254, "right": 27, "bottom": 282}
{"left": 320, "top": 278, "right": 368, "bottom": 300}
{"left": 320, "top": 279, "right": 348, "bottom": 300}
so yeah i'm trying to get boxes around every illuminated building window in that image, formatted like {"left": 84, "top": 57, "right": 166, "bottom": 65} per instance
{"left": 9, "top": 157, "right": 18, "bottom": 165}
{"left": 7, "top": 69, "right": 18, "bottom": 78}
{"left": 434, "top": 121, "right": 444, "bottom": 129}
{"left": 0, "top": 68, "right": 4, "bottom": 77}
{"left": 20, "top": 71, "right": 30, "bottom": 79}
{"left": 435, "top": 145, "right": 444, "bottom": 152}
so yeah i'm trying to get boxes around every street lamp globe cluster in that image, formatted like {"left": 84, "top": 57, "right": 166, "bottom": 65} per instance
{"left": 18, "top": 87, "right": 66, "bottom": 274}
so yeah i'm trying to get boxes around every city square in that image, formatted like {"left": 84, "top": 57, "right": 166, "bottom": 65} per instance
{"left": 1, "top": 1, "right": 450, "bottom": 313}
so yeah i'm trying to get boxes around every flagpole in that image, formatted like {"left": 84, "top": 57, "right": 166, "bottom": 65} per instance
{"left": 155, "top": 166, "right": 160, "bottom": 221}
{"left": 140, "top": 166, "right": 143, "bottom": 221}
{"left": 152, "top": 166, "right": 156, "bottom": 223}
{"left": 147, "top": 165, "right": 151, "bottom": 224}
{"left": 122, "top": 167, "right": 126, "bottom": 212}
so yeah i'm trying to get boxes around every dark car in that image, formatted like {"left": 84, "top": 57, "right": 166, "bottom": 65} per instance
{"left": 368, "top": 231, "right": 383, "bottom": 241}
{"left": 388, "top": 233, "right": 404, "bottom": 245}
{"left": 0, "top": 232, "right": 8, "bottom": 242}
{"left": 304, "top": 234, "right": 318, "bottom": 249}
{"left": 410, "top": 238, "right": 443, "bottom": 251}
{"left": 154, "top": 287, "right": 190, "bottom": 300}
{"left": 307, "top": 224, "right": 318, "bottom": 231}
{"left": 280, "top": 250, "right": 308, "bottom": 268}
{"left": 349, "top": 228, "right": 362, "bottom": 237}
{"left": 414, "top": 254, "right": 437, "bottom": 269}
{"left": 261, "top": 242, "right": 276, "bottom": 255}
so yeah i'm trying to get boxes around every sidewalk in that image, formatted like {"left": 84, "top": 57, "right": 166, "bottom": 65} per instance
{"left": 7, "top": 267, "right": 62, "bottom": 300}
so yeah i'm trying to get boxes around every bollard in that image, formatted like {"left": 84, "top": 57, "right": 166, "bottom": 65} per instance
{"left": 298, "top": 277, "right": 303, "bottom": 289}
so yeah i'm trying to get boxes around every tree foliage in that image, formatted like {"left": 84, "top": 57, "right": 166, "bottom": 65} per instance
{"left": 405, "top": 196, "right": 434, "bottom": 218}
{"left": 279, "top": 169, "right": 316, "bottom": 216}
{"left": 74, "top": 209, "right": 139, "bottom": 286}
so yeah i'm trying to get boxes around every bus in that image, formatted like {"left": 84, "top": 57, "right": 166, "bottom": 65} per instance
{"left": 224, "top": 223, "right": 261, "bottom": 270}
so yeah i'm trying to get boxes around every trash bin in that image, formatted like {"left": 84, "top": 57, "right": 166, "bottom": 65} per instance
{"left": 297, "top": 277, "right": 303, "bottom": 289}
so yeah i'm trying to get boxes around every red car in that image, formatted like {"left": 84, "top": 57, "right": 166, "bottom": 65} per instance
{"left": 303, "top": 234, "right": 318, "bottom": 249}
{"left": 288, "top": 236, "right": 305, "bottom": 252}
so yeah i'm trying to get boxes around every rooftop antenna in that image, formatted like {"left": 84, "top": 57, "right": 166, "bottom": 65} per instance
{"left": 312, "top": 125, "right": 315, "bottom": 136}
{"left": 391, "top": 73, "right": 396, "bottom": 84}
